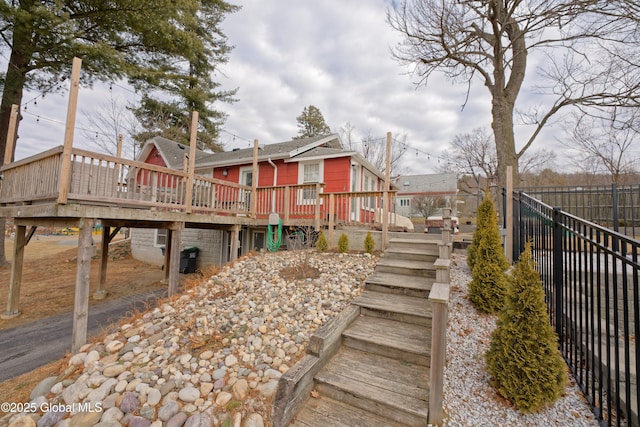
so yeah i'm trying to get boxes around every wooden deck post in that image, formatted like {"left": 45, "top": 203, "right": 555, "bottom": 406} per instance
{"left": 94, "top": 225, "right": 110, "bottom": 300}
{"left": 382, "top": 132, "right": 392, "bottom": 249}
{"left": 163, "top": 229, "right": 172, "bottom": 284}
{"left": 58, "top": 57, "right": 82, "bottom": 205}
{"left": 3, "top": 104, "right": 19, "bottom": 164}
{"left": 284, "top": 186, "right": 291, "bottom": 224}
{"left": 168, "top": 223, "right": 183, "bottom": 296}
{"left": 328, "top": 194, "right": 335, "bottom": 247}
{"left": 251, "top": 139, "right": 259, "bottom": 217}
{"left": 229, "top": 225, "right": 240, "bottom": 261}
{"left": 71, "top": 218, "right": 94, "bottom": 352}
{"left": 185, "top": 112, "right": 198, "bottom": 213}
{"left": 94, "top": 226, "right": 120, "bottom": 300}
{"left": 3, "top": 225, "right": 26, "bottom": 318}
{"left": 314, "top": 183, "right": 321, "bottom": 231}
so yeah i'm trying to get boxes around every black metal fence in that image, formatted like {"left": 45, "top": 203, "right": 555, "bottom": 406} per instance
{"left": 518, "top": 184, "right": 640, "bottom": 238}
{"left": 514, "top": 191, "right": 640, "bottom": 427}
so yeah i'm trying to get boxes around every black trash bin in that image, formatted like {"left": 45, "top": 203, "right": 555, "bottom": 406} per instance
{"left": 180, "top": 247, "right": 199, "bottom": 273}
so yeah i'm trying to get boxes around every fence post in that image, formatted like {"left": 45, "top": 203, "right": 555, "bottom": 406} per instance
{"left": 552, "top": 207, "right": 563, "bottom": 342}
{"left": 506, "top": 167, "right": 514, "bottom": 264}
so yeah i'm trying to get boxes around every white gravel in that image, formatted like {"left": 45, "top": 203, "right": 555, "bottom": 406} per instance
{"left": 444, "top": 252, "right": 600, "bottom": 426}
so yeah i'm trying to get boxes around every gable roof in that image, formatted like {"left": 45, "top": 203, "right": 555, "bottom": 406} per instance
{"left": 138, "top": 136, "right": 211, "bottom": 169}
{"left": 197, "top": 134, "right": 343, "bottom": 167}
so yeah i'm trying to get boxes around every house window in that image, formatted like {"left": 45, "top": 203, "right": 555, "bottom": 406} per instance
{"left": 303, "top": 163, "right": 320, "bottom": 183}
{"left": 298, "top": 161, "right": 323, "bottom": 202}
{"left": 400, "top": 199, "right": 411, "bottom": 207}
{"left": 363, "top": 173, "right": 376, "bottom": 209}
{"left": 155, "top": 229, "right": 167, "bottom": 247}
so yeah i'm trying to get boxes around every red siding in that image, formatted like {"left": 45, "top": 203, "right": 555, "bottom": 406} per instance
{"left": 144, "top": 147, "right": 168, "bottom": 167}
{"left": 323, "top": 157, "right": 351, "bottom": 192}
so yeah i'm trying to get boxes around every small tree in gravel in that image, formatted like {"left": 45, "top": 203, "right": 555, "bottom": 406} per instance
{"left": 467, "top": 193, "right": 508, "bottom": 272}
{"left": 485, "top": 243, "right": 567, "bottom": 413}
{"left": 315, "top": 230, "right": 328, "bottom": 252}
{"left": 468, "top": 194, "right": 509, "bottom": 314}
{"left": 338, "top": 233, "right": 349, "bottom": 253}
{"left": 364, "top": 231, "right": 375, "bottom": 254}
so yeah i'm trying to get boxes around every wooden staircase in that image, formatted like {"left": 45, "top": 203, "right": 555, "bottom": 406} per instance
{"left": 288, "top": 237, "right": 440, "bottom": 426}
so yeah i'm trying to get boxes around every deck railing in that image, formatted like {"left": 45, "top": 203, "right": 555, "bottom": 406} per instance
{"left": 0, "top": 146, "right": 397, "bottom": 227}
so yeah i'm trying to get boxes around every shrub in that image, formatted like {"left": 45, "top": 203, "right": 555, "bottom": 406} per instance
{"left": 467, "top": 194, "right": 508, "bottom": 272}
{"left": 337, "top": 233, "right": 349, "bottom": 253}
{"left": 364, "top": 231, "right": 375, "bottom": 254}
{"left": 485, "top": 243, "right": 567, "bottom": 413}
{"left": 468, "top": 194, "right": 510, "bottom": 314}
{"left": 315, "top": 230, "right": 328, "bottom": 252}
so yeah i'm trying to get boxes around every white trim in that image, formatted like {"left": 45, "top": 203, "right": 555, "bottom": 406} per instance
{"left": 154, "top": 229, "right": 167, "bottom": 247}
{"left": 289, "top": 134, "right": 341, "bottom": 157}
{"left": 239, "top": 166, "right": 253, "bottom": 186}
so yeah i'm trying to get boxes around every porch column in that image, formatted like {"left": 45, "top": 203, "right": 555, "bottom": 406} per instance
{"left": 3, "top": 225, "right": 26, "bottom": 318}
{"left": 94, "top": 225, "right": 119, "bottom": 300}
{"left": 230, "top": 225, "right": 241, "bottom": 261}
{"left": 168, "top": 224, "right": 183, "bottom": 296}
{"left": 164, "top": 229, "right": 172, "bottom": 284}
{"left": 72, "top": 218, "right": 94, "bottom": 352}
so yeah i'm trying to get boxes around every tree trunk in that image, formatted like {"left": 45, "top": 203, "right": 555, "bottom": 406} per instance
{"left": 487, "top": 0, "right": 527, "bottom": 190}
{"left": 0, "top": 6, "right": 34, "bottom": 267}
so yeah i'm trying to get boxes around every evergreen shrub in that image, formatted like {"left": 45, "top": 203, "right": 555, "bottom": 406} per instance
{"left": 364, "top": 231, "right": 375, "bottom": 254}
{"left": 485, "top": 243, "right": 567, "bottom": 413}
{"left": 337, "top": 233, "right": 349, "bottom": 253}
{"left": 315, "top": 230, "right": 328, "bottom": 252}
{"left": 468, "top": 194, "right": 510, "bottom": 313}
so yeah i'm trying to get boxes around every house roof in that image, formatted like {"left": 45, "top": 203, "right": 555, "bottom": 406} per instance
{"left": 139, "top": 133, "right": 389, "bottom": 182}
{"left": 197, "top": 134, "right": 343, "bottom": 167}
{"left": 139, "top": 136, "right": 211, "bottom": 170}
{"left": 394, "top": 173, "right": 458, "bottom": 195}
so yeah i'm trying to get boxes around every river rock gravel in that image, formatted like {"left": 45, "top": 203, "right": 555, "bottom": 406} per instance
{"left": 1, "top": 250, "right": 375, "bottom": 427}
{"left": 2, "top": 249, "right": 601, "bottom": 426}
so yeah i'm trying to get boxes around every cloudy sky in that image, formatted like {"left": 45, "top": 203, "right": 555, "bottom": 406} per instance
{"left": 8, "top": 0, "right": 572, "bottom": 174}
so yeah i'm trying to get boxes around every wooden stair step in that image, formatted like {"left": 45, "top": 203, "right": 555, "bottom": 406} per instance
{"left": 375, "top": 257, "right": 435, "bottom": 277}
{"left": 365, "top": 271, "right": 433, "bottom": 297}
{"left": 289, "top": 395, "right": 399, "bottom": 427}
{"left": 383, "top": 246, "right": 439, "bottom": 262}
{"left": 342, "top": 316, "right": 431, "bottom": 366}
{"left": 324, "top": 346, "right": 429, "bottom": 396}
{"left": 388, "top": 237, "right": 439, "bottom": 248}
{"left": 353, "top": 290, "right": 432, "bottom": 325}
{"left": 315, "top": 350, "right": 429, "bottom": 426}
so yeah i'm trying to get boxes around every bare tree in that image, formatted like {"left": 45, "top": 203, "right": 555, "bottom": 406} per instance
{"left": 81, "top": 92, "right": 142, "bottom": 160}
{"left": 440, "top": 127, "right": 554, "bottom": 189}
{"left": 565, "top": 109, "right": 639, "bottom": 184}
{"left": 388, "top": 0, "right": 640, "bottom": 188}
{"left": 338, "top": 123, "right": 408, "bottom": 176}
{"left": 412, "top": 194, "right": 445, "bottom": 219}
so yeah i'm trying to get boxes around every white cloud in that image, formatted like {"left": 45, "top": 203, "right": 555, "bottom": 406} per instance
{"left": 7, "top": 0, "right": 503, "bottom": 174}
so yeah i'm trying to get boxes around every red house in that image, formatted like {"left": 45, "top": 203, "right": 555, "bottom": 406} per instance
{"left": 132, "top": 134, "right": 388, "bottom": 259}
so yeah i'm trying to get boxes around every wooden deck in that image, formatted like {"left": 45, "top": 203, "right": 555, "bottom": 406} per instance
{"left": 0, "top": 139, "right": 398, "bottom": 354}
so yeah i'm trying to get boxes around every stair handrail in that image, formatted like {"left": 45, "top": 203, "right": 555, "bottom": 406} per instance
{"left": 428, "top": 208, "right": 452, "bottom": 425}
